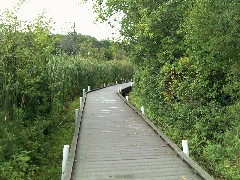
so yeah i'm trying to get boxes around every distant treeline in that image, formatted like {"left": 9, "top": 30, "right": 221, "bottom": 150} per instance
{"left": 54, "top": 32, "right": 127, "bottom": 61}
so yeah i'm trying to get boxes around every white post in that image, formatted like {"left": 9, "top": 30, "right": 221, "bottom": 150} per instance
{"left": 141, "top": 106, "right": 145, "bottom": 115}
{"left": 75, "top": 109, "right": 79, "bottom": 126}
{"left": 119, "top": 87, "right": 122, "bottom": 92}
{"left": 126, "top": 96, "right": 129, "bottom": 101}
{"left": 88, "top": 86, "right": 90, "bottom": 92}
{"left": 79, "top": 97, "right": 82, "bottom": 111}
{"left": 61, "top": 145, "right": 70, "bottom": 180}
{"left": 131, "top": 82, "right": 133, "bottom": 86}
{"left": 116, "top": 81, "right": 118, "bottom": 85}
{"left": 104, "top": 83, "right": 106, "bottom": 87}
{"left": 182, "top": 140, "right": 189, "bottom": 156}
{"left": 83, "top": 89, "right": 86, "bottom": 102}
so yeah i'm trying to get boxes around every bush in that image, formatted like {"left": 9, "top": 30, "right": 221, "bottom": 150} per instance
{"left": 0, "top": 9, "right": 133, "bottom": 179}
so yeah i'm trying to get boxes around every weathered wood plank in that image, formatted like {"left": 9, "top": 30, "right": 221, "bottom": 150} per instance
{"left": 70, "top": 83, "right": 212, "bottom": 180}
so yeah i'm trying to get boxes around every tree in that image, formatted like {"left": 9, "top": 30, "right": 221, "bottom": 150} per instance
{"left": 92, "top": 0, "right": 240, "bottom": 178}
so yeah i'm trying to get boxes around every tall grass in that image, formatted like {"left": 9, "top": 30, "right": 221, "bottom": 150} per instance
{"left": 47, "top": 55, "right": 133, "bottom": 103}
{"left": 0, "top": 10, "right": 133, "bottom": 178}
{"left": 0, "top": 54, "right": 133, "bottom": 180}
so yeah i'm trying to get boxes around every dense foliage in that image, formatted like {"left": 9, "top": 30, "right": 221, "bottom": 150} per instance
{"left": 93, "top": 0, "right": 240, "bottom": 179}
{"left": 0, "top": 9, "right": 133, "bottom": 179}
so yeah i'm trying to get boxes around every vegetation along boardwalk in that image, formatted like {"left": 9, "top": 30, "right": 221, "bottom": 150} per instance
{"left": 65, "top": 83, "right": 213, "bottom": 180}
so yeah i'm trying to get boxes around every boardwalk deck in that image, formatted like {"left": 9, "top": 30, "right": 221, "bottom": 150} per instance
{"left": 70, "top": 83, "right": 211, "bottom": 180}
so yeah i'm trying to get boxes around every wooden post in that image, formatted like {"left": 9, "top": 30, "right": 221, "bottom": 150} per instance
{"left": 126, "top": 96, "right": 129, "bottom": 101}
{"left": 83, "top": 89, "right": 86, "bottom": 102}
{"left": 88, "top": 86, "right": 90, "bottom": 92}
{"left": 79, "top": 97, "right": 82, "bottom": 111}
{"left": 182, "top": 140, "right": 189, "bottom": 156}
{"left": 75, "top": 109, "right": 79, "bottom": 127}
{"left": 61, "top": 145, "right": 70, "bottom": 180}
{"left": 141, "top": 106, "right": 145, "bottom": 115}
{"left": 79, "top": 97, "right": 83, "bottom": 116}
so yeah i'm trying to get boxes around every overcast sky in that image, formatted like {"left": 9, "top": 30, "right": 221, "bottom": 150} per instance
{"left": 0, "top": 0, "right": 119, "bottom": 40}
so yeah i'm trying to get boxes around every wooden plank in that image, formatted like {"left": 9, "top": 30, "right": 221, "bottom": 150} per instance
{"left": 69, "top": 83, "right": 212, "bottom": 179}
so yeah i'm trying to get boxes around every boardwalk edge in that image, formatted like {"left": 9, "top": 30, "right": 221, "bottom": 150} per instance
{"left": 118, "top": 86, "right": 214, "bottom": 180}
{"left": 63, "top": 81, "right": 130, "bottom": 180}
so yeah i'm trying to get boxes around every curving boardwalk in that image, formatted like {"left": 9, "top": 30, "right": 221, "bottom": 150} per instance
{"left": 69, "top": 83, "right": 212, "bottom": 180}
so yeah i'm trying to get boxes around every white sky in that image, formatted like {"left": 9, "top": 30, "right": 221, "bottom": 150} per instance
{"left": 0, "top": 0, "right": 119, "bottom": 40}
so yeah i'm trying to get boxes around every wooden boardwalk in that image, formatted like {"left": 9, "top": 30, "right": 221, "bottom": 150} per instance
{"left": 66, "top": 83, "right": 213, "bottom": 180}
